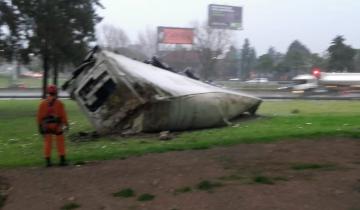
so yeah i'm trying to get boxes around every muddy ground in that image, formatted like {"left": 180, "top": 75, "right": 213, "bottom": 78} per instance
{"left": 1, "top": 138, "right": 360, "bottom": 210}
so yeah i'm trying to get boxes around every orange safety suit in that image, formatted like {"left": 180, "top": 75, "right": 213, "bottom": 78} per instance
{"left": 37, "top": 96, "right": 68, "bottom": 158}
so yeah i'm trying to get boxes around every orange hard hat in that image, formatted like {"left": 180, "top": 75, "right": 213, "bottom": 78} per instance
{"left": 47, "top": 85, "right": 57, "bottom": 94}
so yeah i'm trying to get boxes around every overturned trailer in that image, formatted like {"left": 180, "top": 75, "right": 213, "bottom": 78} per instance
{"left": 63, "top": 49, "right": 262, "bottom": 134}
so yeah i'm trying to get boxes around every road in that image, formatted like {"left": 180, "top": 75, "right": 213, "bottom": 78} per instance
{"left": 0, "top": 88, "right": 68, "bottom": 99}
{"left": 240, "top": 90, "right": 360, "bottom": 100}
{"left": 1, "top": 88, "right": 360, "bottom": 100}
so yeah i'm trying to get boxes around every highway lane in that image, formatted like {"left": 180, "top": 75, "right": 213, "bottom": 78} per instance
{"left": 241, "top": 90, "right": 360, "bottom": 100}
{"left": 1, "top": 88, "right": 360, "bottom": 100}
{"left": 0, "top": 89, "right": 69, "bottom": 99}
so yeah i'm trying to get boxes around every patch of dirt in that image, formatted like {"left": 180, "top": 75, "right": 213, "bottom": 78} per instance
{"left": 1, "top": 138, "right": 360, "bottom": 210}
{"left": 0, "top": 176, "right": 10, "bottom": 209}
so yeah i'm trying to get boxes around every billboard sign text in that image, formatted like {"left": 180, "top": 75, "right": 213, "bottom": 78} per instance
{"left": 158, "top": 27, "right": 194, "bottom": 44}
{"left": 208, "top": 4, "right": 243, "bottom": 30}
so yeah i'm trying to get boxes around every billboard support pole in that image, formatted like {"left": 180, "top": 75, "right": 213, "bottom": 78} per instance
{"left": 156, "top": 27, "right": 160, "bottom": 56}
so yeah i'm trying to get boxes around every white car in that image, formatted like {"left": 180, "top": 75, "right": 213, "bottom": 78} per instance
{"left": 228, "top": 78, "right": 240, "bottom": 81}
{"left": 245, "top": 78, "right": 269, "bottom": 83}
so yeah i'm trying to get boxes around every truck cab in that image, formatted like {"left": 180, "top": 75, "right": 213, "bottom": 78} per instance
{"left": 291, "top": 74, "right": 318, "bottom": 94}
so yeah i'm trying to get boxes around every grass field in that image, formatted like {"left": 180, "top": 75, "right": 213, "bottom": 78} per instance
{"left": 0, "top": 100, "right": 359, "bottom": 167}
{"left": 0, "top": 75, "right": 66, "bottom": 88}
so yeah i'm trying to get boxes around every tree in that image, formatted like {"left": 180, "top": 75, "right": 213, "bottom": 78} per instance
{"left": 309, "top": 53, "right": 326, "bottom": 69}
{"left": 354, "top": 50, "right": 360, "bottom": 72}
{"left": 264, "top": 48, "right": 287, "bottom": 80}
{"left": 257, "top": 54, "right": 273, "bottom": 74}
{"left": 256, "top": 47, "right": 278, "bottom": 74}
{"left": 0, "top": 1, "right": 16, "bottom": 61}
{"left": 0, "top": 0, "right": 28, "bottom": 79}
{"left": 283, "top": 40, "right": 311, "bottom": 76}
{"left": 97, "top": 24, "right": 130, "bottom": 51}
{"left": 192, "top": 21, "right": 233, "bottom": 80}
{"left": 223, "top": 45, "right": 240, "bottom": 78}
{"left": 136, "top": 27, "right": 157, "bottom": 58}
{"left": 240, "top": 39, "right": 257, "bottom": 80}
{"left": 0, "top": 0, "right": 103, "bottom": 98}
{"left": 327, "top": 36, "right": 356, "bottom": 72}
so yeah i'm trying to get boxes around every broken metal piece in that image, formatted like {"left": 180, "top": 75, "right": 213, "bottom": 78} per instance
{"left": 64, "top": 50, "right": 262, "bottom": 134}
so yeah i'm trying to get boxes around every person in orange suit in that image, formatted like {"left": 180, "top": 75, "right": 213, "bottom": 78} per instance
{"left": 37, "top": 85, "right": 69, "bottom": 167}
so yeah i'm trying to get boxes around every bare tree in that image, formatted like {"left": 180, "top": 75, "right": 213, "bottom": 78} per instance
{"left": 136, "top": 27, "right": 157, "bottom": 58}
{"left": 192, "top": 21, "right": 233, "bottom": 80}
{"left": 97, "top": 24, "right": 130, "bottom": 51}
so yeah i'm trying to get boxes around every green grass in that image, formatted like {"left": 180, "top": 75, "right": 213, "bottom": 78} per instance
{"left": 218, "top": 174, "right": 244, "bottom": 181}
{"left": 60, "top": 202, "right": 80, "bottom": 210}
{"left": 174, "top": 186, "right": 192, "bottom": 195}
{"left": 137, "top": 193, "right": 155, "bottom": 201}
{"left": 0, "top": 194, "right": 5, "bottom": 208}
{"left": 113, "top": 188, "right": 135, "bottom": 198}
{"left": 273, "top": 176, "right": 289, "bottom": 181}
{"left": 196, "top": 180, "right": 223, "bottom": 191}
{"left": 253, "top": 176, "right": 275, "bottom": 185}
{"left": 291, "top": 163, "right": 336, "bottom": 170}
{"left": 0, "top": 75, "right": 10, "bottom": 88}
{"left": 0, "top": 100, "right": 360, "bottom": 167}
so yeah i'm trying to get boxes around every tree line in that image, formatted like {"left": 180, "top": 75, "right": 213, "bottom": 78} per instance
{"left": 1, "top": 0, "right": 359, "bottom": 91}
{"left": 97, "top": 23, "right": 360, "bottom": 81}
{"left": 224, "top": 35, "right": 359, "bottom": 81}
{"left": 0, "top": 0, "right": 102, "bottom": 97}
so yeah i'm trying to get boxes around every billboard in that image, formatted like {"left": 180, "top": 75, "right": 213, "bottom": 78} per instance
{"left": 158, "top": 27, "right": 194, "bottom": 44}
{"left": 208, "top": 4, "right": 243, "bottom": 30}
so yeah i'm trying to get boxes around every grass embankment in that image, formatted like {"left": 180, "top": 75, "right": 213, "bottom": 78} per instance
{"left": 0, "top": 100, "right": 359, "bottom": 167}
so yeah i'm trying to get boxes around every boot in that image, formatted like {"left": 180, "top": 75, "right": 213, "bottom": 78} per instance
{"left": 59, "top": 155, "right": 68, "bottom": 166}
{"left": 45, "top": 157, "right": 52, "bottom": 167}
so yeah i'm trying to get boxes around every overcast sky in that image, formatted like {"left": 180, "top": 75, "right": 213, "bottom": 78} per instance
{"left": 97, "top": 0, "right": 360, "bottom": 55}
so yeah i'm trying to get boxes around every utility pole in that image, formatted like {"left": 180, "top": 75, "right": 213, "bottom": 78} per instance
{"left": 41, "top": 0, "right": 49, "bottom": 99}
{"left": 42, "top": 39, "right": 49, "bottom": 99}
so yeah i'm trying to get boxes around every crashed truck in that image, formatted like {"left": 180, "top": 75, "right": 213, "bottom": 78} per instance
{"left": 62, "top": 48, "right": 262, "bottom": 134}
{"left": 290, "top": 71, "right": 360, "bottom": 95}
